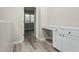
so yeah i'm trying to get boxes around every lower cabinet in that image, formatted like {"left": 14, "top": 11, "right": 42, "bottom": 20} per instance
{"left": 63, "top": 35, "right": 79, "bottom": 52}
{"left": 63, "top": 36, "right": 77, "bottom": 52}
{"left": 53, "top": 28, "right": 79, "bottom": 52}
{"left": 53, "top": 30, "right": 62, "bottom": 51}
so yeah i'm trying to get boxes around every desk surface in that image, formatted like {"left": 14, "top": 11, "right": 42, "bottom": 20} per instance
{"left": 42, "top": 25, "right": 79, "bottom": 31}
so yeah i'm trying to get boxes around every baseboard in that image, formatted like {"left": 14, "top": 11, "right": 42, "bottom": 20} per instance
{"left": 37, "top": 37, "right": 52, "bottom": 40}
{"left": 36, "top": 37, "right": 46, "bottom": 41}
{"left": 13, "top": 38, "right": 24, "bottom": 44}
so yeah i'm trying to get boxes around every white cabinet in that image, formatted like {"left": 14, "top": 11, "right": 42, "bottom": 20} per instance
{"left": 62, "top": 36, "right": 79, "bottom": 52}
{"left": 53, "top": 27, "right": 79, "bottom": 52}
{"left": 53, "top": 29, "right": 63, "bottom": 51}
{"left": 62, "top": 35, "right": 77, "bottom": 52}
{"left": 53, "top": 32, "right": 62, "bottom": 51}
{"left": 62, "top": 29, "right": 79, "bottom": 52}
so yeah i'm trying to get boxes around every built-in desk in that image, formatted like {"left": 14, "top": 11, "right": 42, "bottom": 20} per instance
{"left": 41, "top": 25, "right": 55, "bottom": 30}
{"left": 42, "top": 25, "right": 79, "bottom": 52}
{"left": 41, "top": 25, "right": 55, "bottom": 43}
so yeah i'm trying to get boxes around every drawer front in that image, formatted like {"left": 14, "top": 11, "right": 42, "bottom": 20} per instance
{"left": 62, "top": 29, "right": 79, "bottom": 38}
{"left": 69, "top": 30, "right": 79, "bottom": 38}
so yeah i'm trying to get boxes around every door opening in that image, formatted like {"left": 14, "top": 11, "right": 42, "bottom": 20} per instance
{"left": 24, "top": 7, "right": 36, "bottom": 41}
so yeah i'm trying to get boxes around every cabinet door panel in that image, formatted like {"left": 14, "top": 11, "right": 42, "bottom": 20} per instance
{"left": 53, "top": 32, "right": 62, "bottom": 51}
{"left": 62, "top": 36, "right": 79, "bottom": 52}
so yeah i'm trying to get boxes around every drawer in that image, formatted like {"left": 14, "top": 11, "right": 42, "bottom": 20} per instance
{"left": 61, "top": 29, "right": 71, "bottom": 35}
{"left": 69, "top": 30, "right": 79, "bottom": 36}
{"left": 61, "top": 29, "right": 79, "bottom": 42}
{"left": 61, "top": 29, "right": 79, "bottom": 36}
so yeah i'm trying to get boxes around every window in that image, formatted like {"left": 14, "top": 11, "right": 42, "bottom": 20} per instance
{"left": 31, "top": 14, "right": 34, "bottom": 23}
{"left": 25, "top": 14, "right": 34, "bottom": 23}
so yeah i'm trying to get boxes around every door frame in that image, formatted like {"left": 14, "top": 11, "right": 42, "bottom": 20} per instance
{"left": 24, "top": 7, "right": 37, "bottom": 38}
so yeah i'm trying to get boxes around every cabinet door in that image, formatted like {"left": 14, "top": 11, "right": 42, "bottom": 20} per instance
{"left": 53, "top": 31, "right": 62, "bottom": 51}
{"left": 62, "top": 35, "right": 79, "bottom": 52}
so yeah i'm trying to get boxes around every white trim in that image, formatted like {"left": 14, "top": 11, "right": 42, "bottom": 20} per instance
{"left": 37, "top": 37, "right": 46, "bottom": 41}
{"left": 35, "top": 7, "right": 39, "bottom": 39}
{"left": 42, "top": 25, "right": 79, "bottom": 31}
{"left": 13, "top": 38, "right": 24, "bottom": 44}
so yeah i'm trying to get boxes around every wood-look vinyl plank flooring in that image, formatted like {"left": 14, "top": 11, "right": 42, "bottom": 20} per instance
{"left": 13, "top": 30, "right": 57, "bottom": 52}
{"left": 13, "top": 39, "right": 57, "bottom": 52}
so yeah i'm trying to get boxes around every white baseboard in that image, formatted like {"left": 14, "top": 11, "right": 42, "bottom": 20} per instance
{"left": 36, "top": 37, "right": 46, "bottom": 41}
{"left": 36, "top": 37, "right": 52, "bottom": 41}
{"left": 13, "top": 38, "right": 24, "bottom": 44}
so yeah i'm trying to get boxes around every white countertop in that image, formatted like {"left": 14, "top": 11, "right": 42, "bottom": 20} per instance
{"left": 42, "top": 25, "right": 79, "bottom": 31}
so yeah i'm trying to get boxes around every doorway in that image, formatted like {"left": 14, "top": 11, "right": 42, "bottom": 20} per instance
{"left": 24, "top": 7, "right": 36, "bottom": 41}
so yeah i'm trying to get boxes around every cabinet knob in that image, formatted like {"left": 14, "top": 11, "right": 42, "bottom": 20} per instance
{"left": 63, "top": 35, "right": 64, "bottom": 37}
{"left": 69, "top": 32, "right": 71, "bottom": 34}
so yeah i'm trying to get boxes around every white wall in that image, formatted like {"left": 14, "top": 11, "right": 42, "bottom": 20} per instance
{"left": 0, "top": 8, "right": 4, "bottom": 20}
{"left": 0, "top": 7, "right": 24, "bottom": 43}
{"left": 40, "top": 7, "right": 79, "bottom": 39}
{"left": 36, "top": 7, "right": 45, "bottom": 39}
{"left": 36, "top": 7, "right": 50, "bottom": 39}
{"left": 41, "top": 7, "right": 79, "bottom": 27}
{"left": 40, "top": 7, "right": 48, "bottom": 26}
